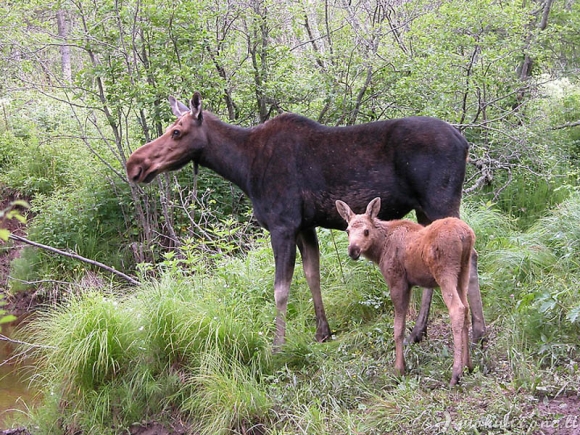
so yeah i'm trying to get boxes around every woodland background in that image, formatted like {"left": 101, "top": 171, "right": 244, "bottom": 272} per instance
{"left": 1, "top": 0, "right": 580, "bottom": 434}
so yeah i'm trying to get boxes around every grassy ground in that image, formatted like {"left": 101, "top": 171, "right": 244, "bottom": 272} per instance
{"left": 5, "top": 198, "right": 580, "bottom": 434}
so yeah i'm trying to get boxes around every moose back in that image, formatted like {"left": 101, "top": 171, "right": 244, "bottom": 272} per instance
{"left": 126, "top": 92, "right": 486, "bottom": 348}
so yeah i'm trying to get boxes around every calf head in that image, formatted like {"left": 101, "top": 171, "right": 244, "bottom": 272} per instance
{"left": 336, "top": 197, "right": 381, "bottom": 260}
{"left": 126, "top": 92, "right": 207, "bottom": 184}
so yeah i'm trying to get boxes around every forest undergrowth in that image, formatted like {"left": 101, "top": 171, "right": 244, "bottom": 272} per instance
{"left": 5, "top": 197, "right": 580, "bottom": 435}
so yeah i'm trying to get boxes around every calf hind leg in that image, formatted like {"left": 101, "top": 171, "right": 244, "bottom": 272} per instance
{"left": 439, "top": 278, "right": 469, "bottom": 386}
{"left": 458, "top": 262, "right": 473, "bottom": 372}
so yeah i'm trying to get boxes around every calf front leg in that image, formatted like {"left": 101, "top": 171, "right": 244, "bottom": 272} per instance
{"left": 271, "top": 231, "right": 297, "bottom": 350}
{"left": 297, "top": 228, "right": 331, "bottom": 342}
{"left": 390, "top": 282, "right": 412, "bottom": 377}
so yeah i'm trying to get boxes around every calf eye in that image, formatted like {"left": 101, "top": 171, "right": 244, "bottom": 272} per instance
{"left": 172, "top": 129, "right": 180, "bottom": 138}
{"left": 364, "top": 229, "right": 369, "bottom": 237}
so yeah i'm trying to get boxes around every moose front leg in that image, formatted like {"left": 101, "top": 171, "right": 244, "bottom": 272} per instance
{"left": 271, "top": 231, "right": 297, "bottom": 350}
{"left": 297, "top": 228, "right": 331, "bottom": 342}
{"left": 406, "top": 287, "right": 434, "bottom": 344}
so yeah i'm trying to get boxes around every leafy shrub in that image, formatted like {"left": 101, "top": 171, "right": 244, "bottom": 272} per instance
{"left": 22, "top": 178, "right": 132, "bottom": 279}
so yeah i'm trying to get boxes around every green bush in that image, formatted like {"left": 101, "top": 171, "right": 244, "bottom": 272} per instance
{"left": 21, "top": 178, "right": 132, "bottom": 278}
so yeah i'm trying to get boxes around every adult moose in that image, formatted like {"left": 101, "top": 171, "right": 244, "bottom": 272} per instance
{"left": 126, "top": 92, "right": 486, "bottom": 349}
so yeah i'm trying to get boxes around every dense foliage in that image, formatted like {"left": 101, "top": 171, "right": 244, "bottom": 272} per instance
{"left": 1, "top": 0, "right": 580, "bottom": 433}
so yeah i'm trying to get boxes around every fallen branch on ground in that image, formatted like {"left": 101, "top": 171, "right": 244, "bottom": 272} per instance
{"left": 8, "top": 234, "right": 140, "bottom": 286}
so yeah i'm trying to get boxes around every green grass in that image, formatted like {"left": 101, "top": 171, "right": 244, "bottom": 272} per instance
{"left": 11, "top": 197, "right": 580, "bottom": 434}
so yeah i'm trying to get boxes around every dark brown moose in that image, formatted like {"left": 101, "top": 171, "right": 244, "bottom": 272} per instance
{"left": 126, "top": 92, "right": 486, "bottom": 349}
{"left": 336, "top": 197, "right": 475, "bottom": 386}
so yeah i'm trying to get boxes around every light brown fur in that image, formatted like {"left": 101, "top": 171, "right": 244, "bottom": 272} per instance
{"left": 336, "top": 197, "right": 475, "bottom": 386}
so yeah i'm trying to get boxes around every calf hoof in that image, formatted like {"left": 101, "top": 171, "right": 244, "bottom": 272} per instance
{"left": 449, "top": 375, "right": 461, "bottom": 387}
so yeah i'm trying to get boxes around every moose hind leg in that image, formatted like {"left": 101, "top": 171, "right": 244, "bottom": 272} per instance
{"left": 406, "top": 287, "right": 433, "bottom": 344}
{"left": 271, "top": 231, "right": 298, "bottom": 350}
{"left": 467, "top": 249, "right": 486, "bottom": 345}
{"left": 297, "top": 228, "right": 331, "bottom": 342}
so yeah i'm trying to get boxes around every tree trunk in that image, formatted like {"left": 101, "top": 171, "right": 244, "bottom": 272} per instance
{"left": 56, "top": 9, "right": 72, "bottom": 82}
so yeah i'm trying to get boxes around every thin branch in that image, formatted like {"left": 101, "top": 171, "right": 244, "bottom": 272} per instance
{"left": 8, "top": 235, "right": 140, "bottom": 286}
{"left": 552, "top": 120, "right": 580, "bottom": 130}
{"left": 7, "top": 276, "right": 71, "bottom": 286}
{"left": 0, "top": 334, "right": 54, "bottom": 350}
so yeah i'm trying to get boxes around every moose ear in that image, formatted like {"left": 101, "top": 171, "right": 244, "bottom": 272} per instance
{"left": 190, "top": 92, "right": 203, "bottom": 120}
{"left": 336, "top": 200, "right": 353, "bottom": 223}
{"left": 168, "top": 96, "right": 189, "bottom": 117}
{"left": 366, "top": 197, "right": 381, "bottom": 219}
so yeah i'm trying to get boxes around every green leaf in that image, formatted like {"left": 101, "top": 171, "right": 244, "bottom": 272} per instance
{"left": 11, "top": 200, "right": 30, "bottom": 209}
{"left": 566, "top": 305, "right": 580, "bottom": 324}
{"left": 0, "top": 228, "right": 9, "bottom": 242}
{"left": 0, "top": 314, "right": 17, "bottom": 325}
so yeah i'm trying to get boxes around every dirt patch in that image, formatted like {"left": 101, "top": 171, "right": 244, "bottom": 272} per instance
{"left": 534, "top": 394, "right": 580, "bottom": 435}
{"left": 0, "top": 420, "right": 191, "bottom": 435}
{"left": 129, "top": 421, "right": 190, "bottom": 435}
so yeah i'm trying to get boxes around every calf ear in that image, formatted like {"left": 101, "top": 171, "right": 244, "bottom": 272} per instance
{"left": 336, "top": 200, "right": 353, "bottom": 223}
{"left": 168, "top": 96, "right": 189, "bottom": 117}
{"left": 366, "top": 197, "right": 381, "bottom": 218}
{"left": 190, "top": 92, "right": 203, "bottom": 120}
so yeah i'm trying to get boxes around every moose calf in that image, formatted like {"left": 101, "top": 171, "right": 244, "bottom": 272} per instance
{"left": 336, "top": 197, "right": 475, "bottom": 386}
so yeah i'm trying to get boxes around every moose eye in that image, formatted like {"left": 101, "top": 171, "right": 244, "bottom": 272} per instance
{"left": 172, "top": 129, "right": 180, "bottom": 138}
{"left": 364, "top": 229, "right": 369, "bottom": 237}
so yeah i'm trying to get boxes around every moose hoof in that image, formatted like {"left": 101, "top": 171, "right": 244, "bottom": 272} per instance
{"left": 404, "top": 329, "right": 426, "bottom": 345}
{"left": 315, "top": 327, "right": 332, "bottom": 343}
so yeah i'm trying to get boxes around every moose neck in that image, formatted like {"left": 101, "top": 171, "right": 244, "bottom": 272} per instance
{"left": 197, "top": 114, "right": 254, "bottom": 196}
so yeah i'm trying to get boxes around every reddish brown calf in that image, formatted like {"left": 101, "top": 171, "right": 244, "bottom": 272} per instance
{"left": 336, "top": 197, "right": 475, "bottom": 386}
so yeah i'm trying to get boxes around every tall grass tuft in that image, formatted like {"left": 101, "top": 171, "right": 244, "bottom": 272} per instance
{"left": 26, "top": 291, "right": 140, "bottom": 393}
{"left": 136, "top": 275, "right": 271, "bottom": 372}
{"left": 529, "top": 191, "right": 580, "bottom": 272}
{"left": 183, "top": 351, "right": 271, "bottom": 435}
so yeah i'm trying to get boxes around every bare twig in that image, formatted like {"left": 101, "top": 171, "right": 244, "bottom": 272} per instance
{"left": 8, "top": 234, "right": 140, "bottom": 286}
{"left": 552, "top": 120, "right": 580, "bottom": 130}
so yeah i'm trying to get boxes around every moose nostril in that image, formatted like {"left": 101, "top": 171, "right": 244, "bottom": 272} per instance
{"left": 131, "top": 166, "right": 142, "bottom": 182}
{"left": 348, "top": 246, "right": 360, "bottom": 260}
